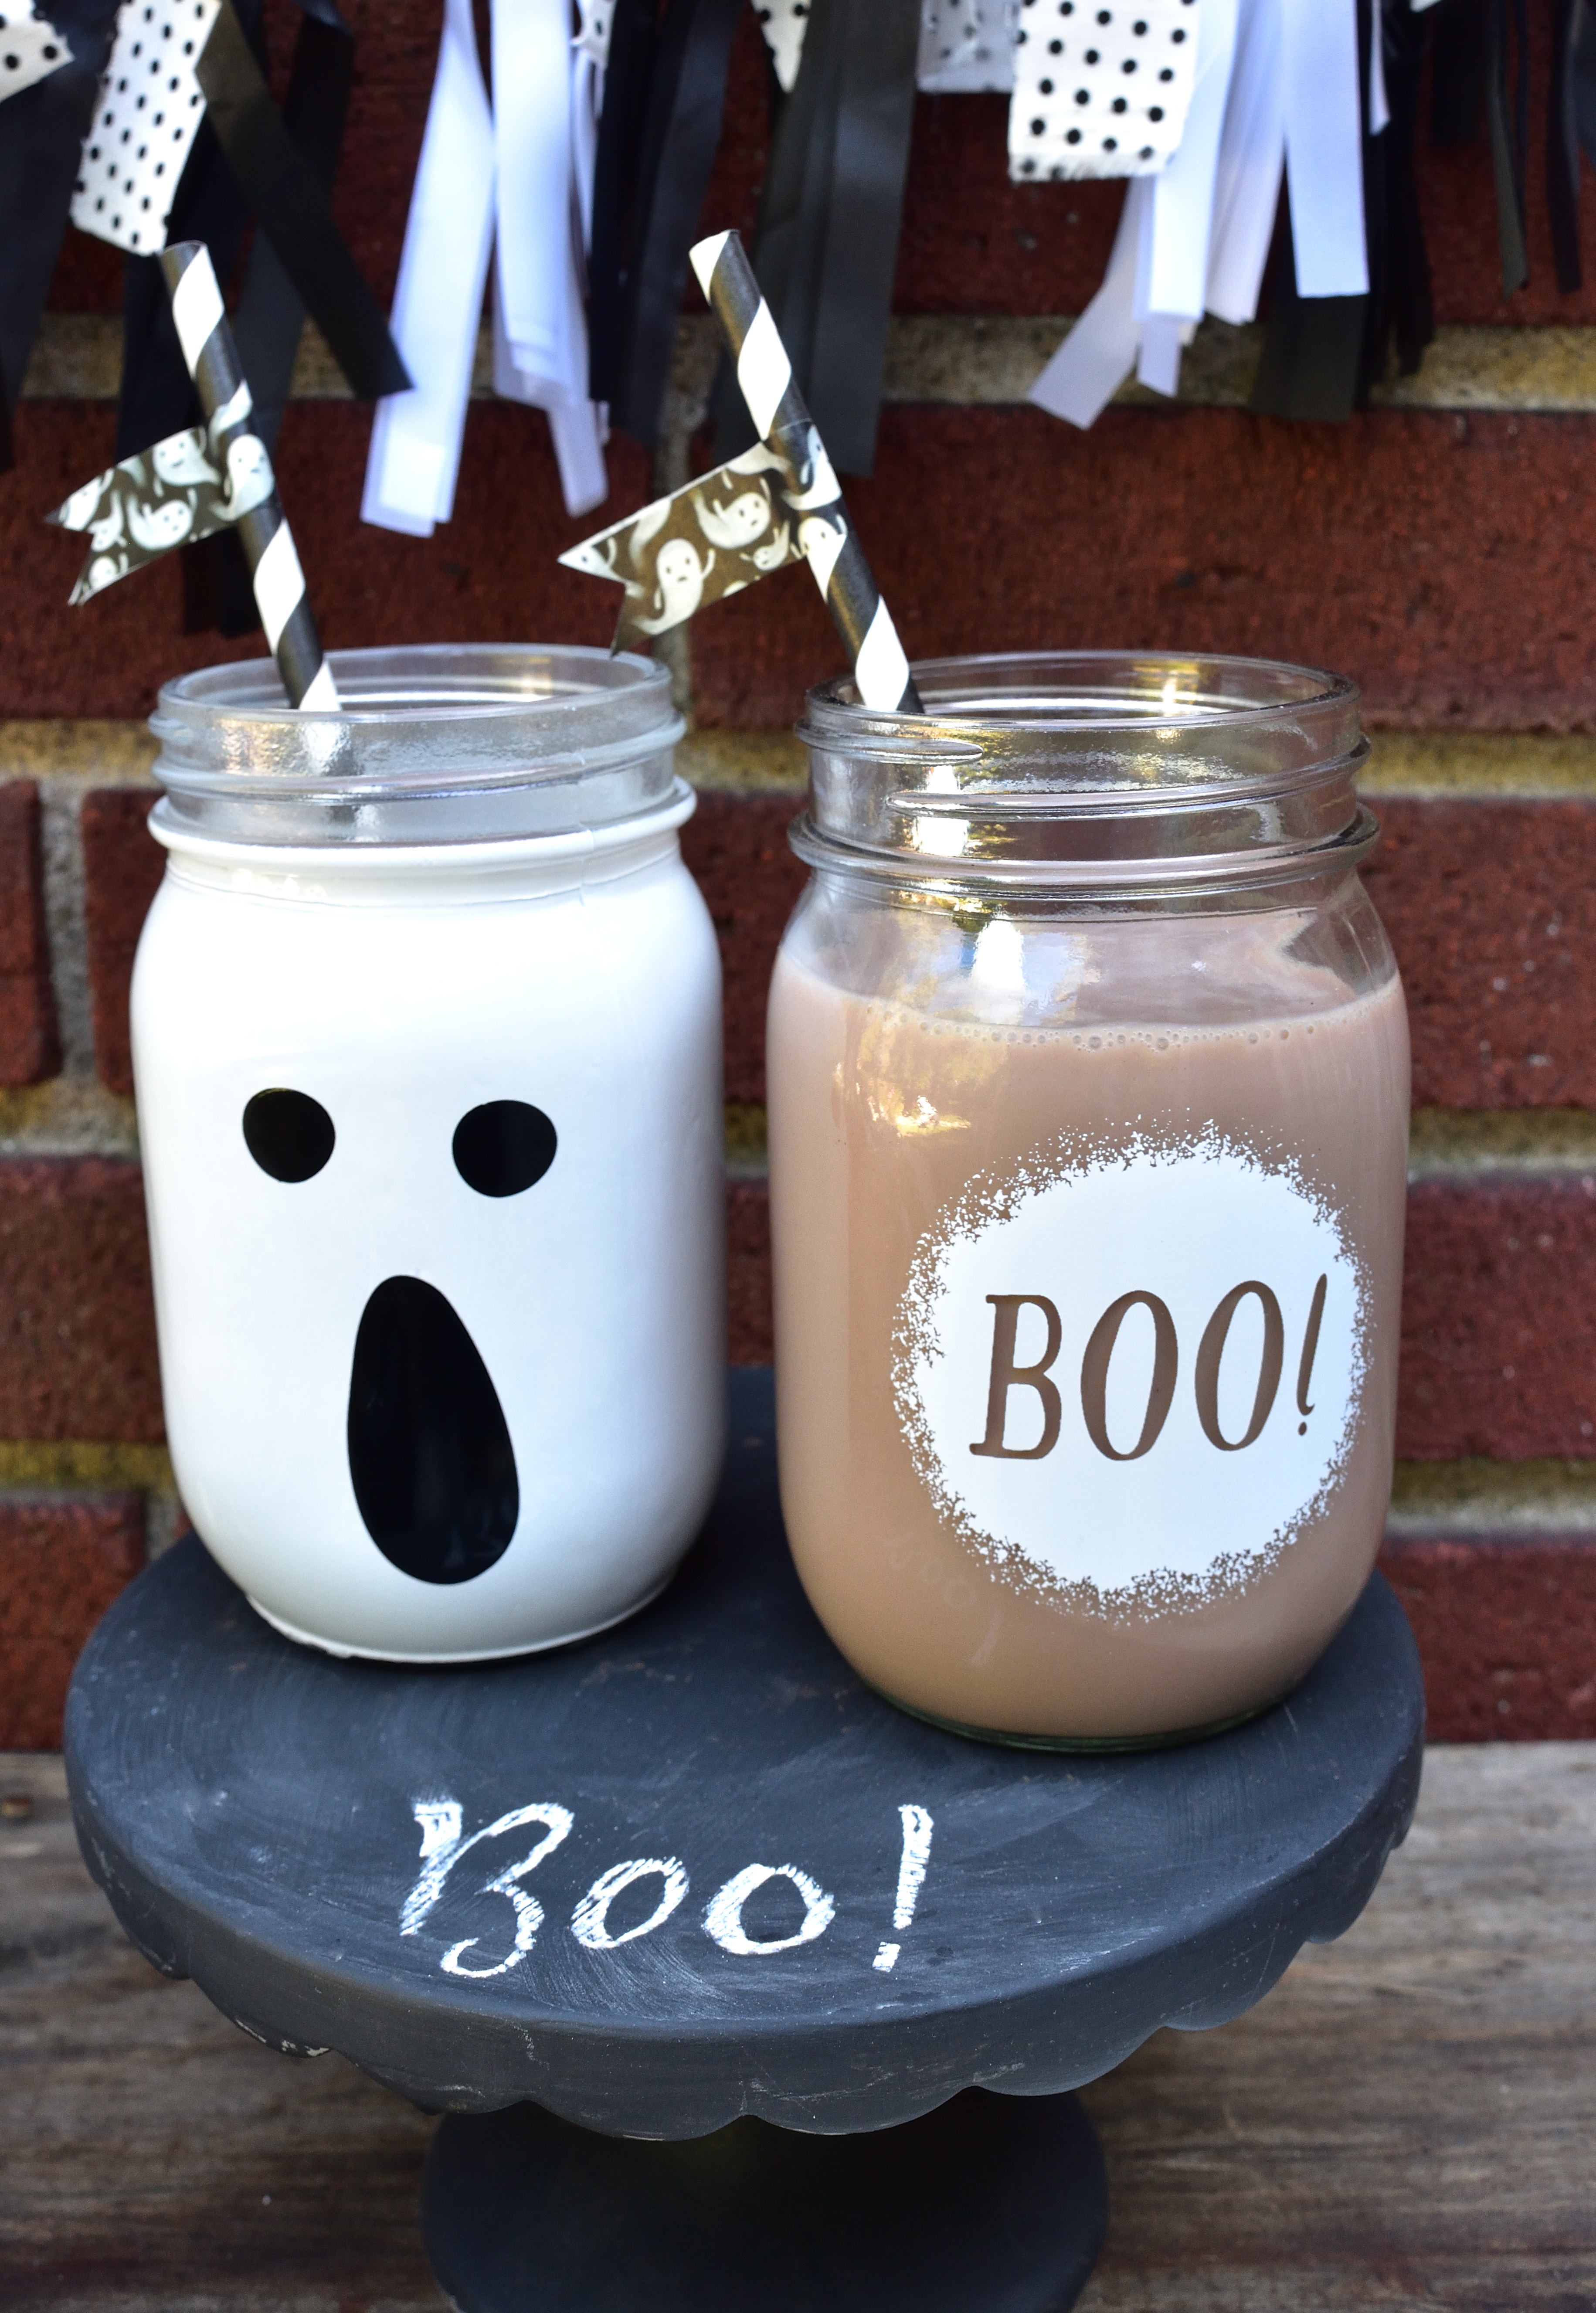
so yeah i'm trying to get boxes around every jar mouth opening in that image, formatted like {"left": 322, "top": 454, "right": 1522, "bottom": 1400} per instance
{"left": 797, "top": 649, "right": 1368, "bottom": 876}
{"left": 156, "top": 642, "right": 675, "bottom": 730}
{"left": 149, "top": 644, "right": 686, "bottom": 847}
{"left": 804, "top": 649, "right": 1357, "bottom": 747}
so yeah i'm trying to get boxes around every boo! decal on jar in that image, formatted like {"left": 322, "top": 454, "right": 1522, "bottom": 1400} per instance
{"left": 892, "top": 1127, "right": 1371, "bottom": 1617}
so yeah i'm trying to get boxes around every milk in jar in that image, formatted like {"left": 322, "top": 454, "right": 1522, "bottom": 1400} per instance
{"left": 133, "top": 645, "right": 725, "bottom": 1662}
{"left": 768, "top": 652, "right": 1409, "bottom": 1746}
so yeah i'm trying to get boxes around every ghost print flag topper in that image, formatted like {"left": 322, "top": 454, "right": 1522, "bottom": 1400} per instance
{"left": 49, "top": 241, "right": 338, "bottom": 711}
{"left": 560, "top": 444, "right": 806, "bottom": 651}
{"left": 50, "top": 416, "right": 275, "bottom": 603}
{"left": 563, "top": 230, "right": 920, "bottom": 714}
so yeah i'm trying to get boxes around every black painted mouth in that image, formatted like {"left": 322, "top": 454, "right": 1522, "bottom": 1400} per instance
{"left": 347, "top": 1277, "right": 518, "bottom": 1586}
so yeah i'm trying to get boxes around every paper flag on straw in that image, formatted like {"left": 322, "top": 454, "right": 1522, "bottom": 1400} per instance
{"left": 690, "top": 228, "right": 919, "bottom": 712}
{"left": 0, "top": 4, "right": 73, "bottom": 103}
{"left": 560, "top": 442, "right": 813, "bottom": 650}
{"left": 48, "top": 417, "right": 275, "bottom": 604}
{"left": 565, "top": 227, "right": 917, "bottom": 712}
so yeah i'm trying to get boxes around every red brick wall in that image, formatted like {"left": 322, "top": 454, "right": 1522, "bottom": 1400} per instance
{"left": 5, "top": 3, "right": 1596, "bottom": 1743}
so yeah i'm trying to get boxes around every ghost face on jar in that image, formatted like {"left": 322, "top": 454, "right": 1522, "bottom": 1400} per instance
{"left": 131, "top": 832, "right": 724, "bottom": 1662}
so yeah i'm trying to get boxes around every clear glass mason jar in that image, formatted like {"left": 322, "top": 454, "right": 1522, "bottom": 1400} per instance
{"left": 133, "top": 645, "right": 725, "bottom": 1662}
{"left": 767, "top": 651, "right": 1409, "bottom": 1747}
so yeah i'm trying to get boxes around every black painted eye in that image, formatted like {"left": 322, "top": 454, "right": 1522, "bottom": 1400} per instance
{"left": 453, "top": 1101, "right": 557, "bottom": 1198}
{"left": 243, "top": 1089, "right": 335, "bottom": 1183}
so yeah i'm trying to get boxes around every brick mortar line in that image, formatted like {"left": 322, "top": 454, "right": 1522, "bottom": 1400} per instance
{"left": 25, "top": 315, "right": 1596, "bottom": 414}
{"left": 1390, "top": 1457, "right": 1596, "bottom": 1534}
{"left": 10, "top": 723, "right": 1596, "bottom": 796}
{"left": 0, "top": 1442, "right": 1586, "bottom": 1547}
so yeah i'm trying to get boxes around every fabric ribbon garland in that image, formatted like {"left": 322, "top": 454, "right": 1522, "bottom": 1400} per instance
{"left": 1028, "top": 0, "right": 1375, "bottom": 428}
{"left": 70, "top": 0, "right": 404, "bottom": 393}
{"left": 194, "top": 0, "right": 407, "bottom": 402}
{"left": 362, "top": 0, "right": 610, "bottom": 534}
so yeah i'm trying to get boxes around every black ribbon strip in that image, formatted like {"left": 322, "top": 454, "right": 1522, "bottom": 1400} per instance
{"left": 720, "top": 0, "right": 844, "bottom": 460}
{"left": 1548, "top": 0, "right": 1583, "bottom": 293}
{"left": 0, "top": 0, "right": 123, "bottom": 471}
{"left": 1572, "top": 0, "right": 1596, "bottom": 164}
{"left": 1250, "top": 212, "right": 1368, "bottom": 423}
{"left": 608, "top": 0, "right": 747, "bottom": 450}
{"left": 231, "top": 13, "right": 353, "bottom": 453}
{"left": 714, "top": 0, "right": 920, "bottom": 479}
{"left": 1431, "top": 0, "right": 1489, "bottom": 147}
{"left": 1253, "top": 0, "right": 1437, "bottom": 423}
{"left": 1485, "top": 0, "right": 1529, "bottom": 295}
{"left": 197, "top": 0, "right": 407, "bottom": 403}
{"left": 1432, "top": 0, "right": 1596, "bottom": 304}
{"left": 1373, "top": 0, "right": 1436, "bottom": 381}
{"left": 587, "top": 0, "right": 660, "bottom": 406}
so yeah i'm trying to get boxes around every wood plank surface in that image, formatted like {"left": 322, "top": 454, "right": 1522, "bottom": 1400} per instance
{"left": 3, "top": 1745, "right": 1592, "bottom": 2312}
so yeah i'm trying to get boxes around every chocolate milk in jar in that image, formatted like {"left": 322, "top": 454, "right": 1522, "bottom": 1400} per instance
{"left": 768, "top": 652, "right": 1409, "bottom": 1746}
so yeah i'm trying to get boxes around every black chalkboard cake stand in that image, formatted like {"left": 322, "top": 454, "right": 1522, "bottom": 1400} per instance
{"left": 64, "top": 1371, "right": 1423, "bottom": 2313}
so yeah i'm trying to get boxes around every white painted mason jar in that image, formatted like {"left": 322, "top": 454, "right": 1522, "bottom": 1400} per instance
{"left": 133, "top": 645, "right": 725, "bottom": 1661}
{"left": 769, "top": 652, "right": 1410, "bottom": 1747}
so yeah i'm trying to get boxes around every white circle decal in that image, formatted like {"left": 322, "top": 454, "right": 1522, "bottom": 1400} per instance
{"left": 892, "top": 1129, "right": 1371, "bottom": 1615}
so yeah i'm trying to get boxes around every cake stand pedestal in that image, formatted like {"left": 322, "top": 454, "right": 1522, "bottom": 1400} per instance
{"left": 65, "top": 1372, "right": 1423, "bottom": 2311}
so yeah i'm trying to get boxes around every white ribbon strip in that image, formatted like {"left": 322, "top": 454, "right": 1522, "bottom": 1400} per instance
{"left": 1205, "top": 0, "right": 1286, "bottom": 324}
{"left": 360, "top": 0, "right": 495, "bottom": 537}
{"left": 1143, "top": 0, "right": 1240, "bottom": 325}
{"left": 1032, "top": 0, "right": 1372, "bottom": 427}
{"left": 1281, "top": 0, "right": 1366, "bottom": 298}
{"left": 1027, "top": 178, "right": 1148, "bottom": 426}
{"left": 363, "top": 0, "right": 606, "bottom": 532}
{"left": 491, "top": 0, "right": 607, "bottom": 520}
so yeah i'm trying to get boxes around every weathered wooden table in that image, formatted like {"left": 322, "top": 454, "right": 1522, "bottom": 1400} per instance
{"left": 4, "top": 1741, "right": 1596, "bottom": 2307}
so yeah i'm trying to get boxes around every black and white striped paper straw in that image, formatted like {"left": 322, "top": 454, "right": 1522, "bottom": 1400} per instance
{"left": 689, "top": 231, "right": 922, "bottom": 715}
{"left": 160, "top": 242, "right": 340, "bottom": 713}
